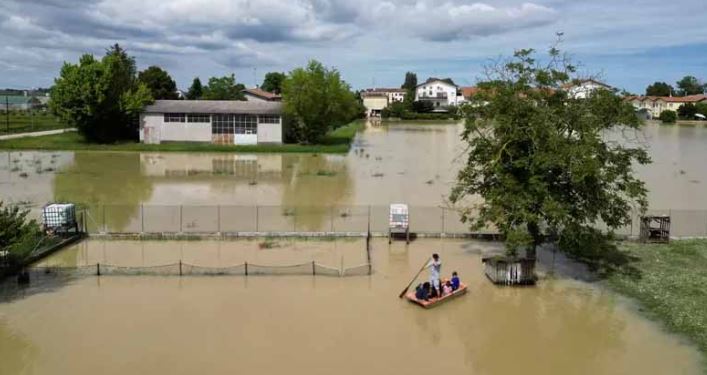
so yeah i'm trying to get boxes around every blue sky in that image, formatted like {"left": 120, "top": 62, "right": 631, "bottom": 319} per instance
{"left": 1, "top": 0, "right": 705, "bottom": 94}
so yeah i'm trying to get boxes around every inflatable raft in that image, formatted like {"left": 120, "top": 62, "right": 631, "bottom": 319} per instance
{"left": 405, "top": 283, "right": 467, "bottom": 309}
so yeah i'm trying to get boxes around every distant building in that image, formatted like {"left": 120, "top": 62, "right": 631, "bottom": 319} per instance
{"left": 359, "top": 88, "right": 407, "bottom": 117}
{"left": 415, "top": 78, "right": 464, "bottom": 109}
{"left": 242, "top": 88, "right": 282, "bottom": 102}
{"left": 563, "top": 79, "right": 613, "bottom": 99}
{"left": 626, "top": 95, "right": 707, "bottom": 119}
{"left": 139, "top": 100, "right": 283, "bottom": 145}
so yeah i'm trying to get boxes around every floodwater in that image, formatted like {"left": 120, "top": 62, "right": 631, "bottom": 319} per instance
{"left": 0, "top": 238, "right": 703, "bottom": 374}
{"left": 3, "top": 120, "right": 707, "bottom": 214}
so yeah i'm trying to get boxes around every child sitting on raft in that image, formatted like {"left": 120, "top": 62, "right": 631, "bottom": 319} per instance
{"left": 451, "top": 271, "right": 460, "bottom": 291}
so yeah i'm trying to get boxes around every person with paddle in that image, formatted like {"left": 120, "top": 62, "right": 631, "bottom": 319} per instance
{"left": 397, "top": 253, "right": 441, "bottom": 299}
{"left": 427, "top": 253, "right": 442, "bottom": 298}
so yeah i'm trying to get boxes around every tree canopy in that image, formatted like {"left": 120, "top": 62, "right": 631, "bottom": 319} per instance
{"left": 138, "top": 66, "right": 178, "bottom": 99}
{"left": 401, "top": 72, "right": 418, "bottom": 91}
{"left": 676, "top": 76, "right": 705, "bottom": 96}
{"left": 261, "top": 72, "right": 286, "bottom": 94}
{"left": 201, "top": 74, "right": 245, "bottom": 100}
{"left": 186, "top": 77, "right": 203, "bottom": 100}
{"left": 281, "top": 60, "right": 359, "bottom": 143}
{"left": 451, "top": 46, "right": 649, "bottom": 260}
{"left": 645, "top": 82, "right": 673, "bottom": 96}
{"left": 50, "top": 44, "right": 153, "bottom": 142}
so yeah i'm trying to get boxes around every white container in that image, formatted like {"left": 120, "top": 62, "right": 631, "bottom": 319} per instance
{"left": 389, "top": 203, "right": 409, "bottom": 232}
{"left": 43, "top": 203, "right": 76, "bottom": 228}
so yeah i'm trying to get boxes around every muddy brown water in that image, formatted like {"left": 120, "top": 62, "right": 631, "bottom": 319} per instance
{"left": 0, "top": 238, "right": 703, "bottom": 374}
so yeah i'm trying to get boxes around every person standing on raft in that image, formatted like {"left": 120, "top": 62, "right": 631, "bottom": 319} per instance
{"left": 427, "top": 254, "right": 441, "bottom": 297}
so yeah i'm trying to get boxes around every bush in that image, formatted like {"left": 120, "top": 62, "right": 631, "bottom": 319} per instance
{"left": 677, "top": 104, "right": 697, "bottom": 119}
{"left": 659, "top": 110, "right": 677, "bottom": 124}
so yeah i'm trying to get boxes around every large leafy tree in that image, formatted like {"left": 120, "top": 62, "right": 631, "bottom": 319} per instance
{"left": 281, "top": 60, "right": 359, "bottom": 143}
{"left": 645, "top": 81, "right": 673, "bottom": 96}
{"left": 201, "top": 74, "right": 245, "bottom": 100}
{"left": 186, "top": 77, "right": 203, "bottom": 100}
{"left": 261, "top": 72, "right": 286, "bottom": 94}
{"left": 676, "top": 75, "right": 705, "bottom": 96}
{"left": 138, "top": 66, "right": 178, "bottom": 99}
{"left": 50, "top": 44, "right": 153, "bottom": 142}
{"left": 451, "top": 46, "right": 649, "bottom": 259}
{"left": 401, "top": 72, "right": 417, "bottom": 90}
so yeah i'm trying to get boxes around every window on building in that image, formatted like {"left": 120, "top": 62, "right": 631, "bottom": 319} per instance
{"left": 187, "top": 113, "right": 210, "bottom": 123}
{"left": 164, "top": 113, "right": 186, "bottom": 123}
{"left": 234, "top": 114, "right": 258, "bottom": 134}
{"left": 212, "top": 114, "right": 235, "bottom": 134}
{"left": 259, "top": 115, "right": 280, "bottom": 124}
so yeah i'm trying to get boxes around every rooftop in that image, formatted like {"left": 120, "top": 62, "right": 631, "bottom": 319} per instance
{"left": 242, "top": 88, "right": 282, "bottom": 101}
{"left": 143, "top": 100, "right": 283, "bottom": 115}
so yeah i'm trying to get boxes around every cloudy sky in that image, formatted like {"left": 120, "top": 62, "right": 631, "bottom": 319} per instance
{"left": 1, "top": 0, "right": 706, "bottom": 93}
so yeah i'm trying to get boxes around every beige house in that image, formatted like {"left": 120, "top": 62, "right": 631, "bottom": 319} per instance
{"left": 361, "top": 88, "right": 407, "bottom": 117}
{"left": 627, "top": 95, "right": 707, "bottom": 118}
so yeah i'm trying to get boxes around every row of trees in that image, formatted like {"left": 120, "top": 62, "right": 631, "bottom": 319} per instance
{"left": 50, "top": 44, "right": 361, "bottom": 144}
{"left": 645, "top": 76, "right": 706, "bottom": 97}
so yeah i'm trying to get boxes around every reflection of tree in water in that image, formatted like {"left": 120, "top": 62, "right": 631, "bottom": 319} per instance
{"left": 52, "top": 152, "right": 153, "bottom": 232}
{"left": 447, "top": 281, "right": 626, "bottom": 374}
{"left": 0, "top": 319, "right": 39, "bottom": 374}
{"left": 281, "top": 154, "right": 353, "bottom": 231}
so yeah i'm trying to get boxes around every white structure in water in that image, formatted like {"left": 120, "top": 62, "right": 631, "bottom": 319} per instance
{"left": 140, "top": 100, "right": 283, "bottom": 145}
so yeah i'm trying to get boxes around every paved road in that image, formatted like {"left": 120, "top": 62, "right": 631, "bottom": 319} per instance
{"left": 0, "top": 128, "right": 76, "bottom": 140}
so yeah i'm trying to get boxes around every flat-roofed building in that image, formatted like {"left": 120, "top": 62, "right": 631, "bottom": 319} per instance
{"left": 140, "top": 100, "right": 283, "bottom": 145}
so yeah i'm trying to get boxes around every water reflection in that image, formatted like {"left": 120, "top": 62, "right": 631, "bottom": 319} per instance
{"left": 0, "top": 320, "right": 38, "bottom": 375}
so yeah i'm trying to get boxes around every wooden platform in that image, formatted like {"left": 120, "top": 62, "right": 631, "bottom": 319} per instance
{"left": 405, "top": 283, "right": 467, "bottom": 309}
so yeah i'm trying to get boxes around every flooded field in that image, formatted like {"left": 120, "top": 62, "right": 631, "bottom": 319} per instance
{"left": 2, "top": 121, "right": 707, "bottom": 215}
{"left": 0, "top": 238, "right": 703, "bottom": 374}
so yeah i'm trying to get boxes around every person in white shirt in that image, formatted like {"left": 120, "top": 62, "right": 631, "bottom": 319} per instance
{"left": 427, "top": 253, "right": 441, "bottom": 297}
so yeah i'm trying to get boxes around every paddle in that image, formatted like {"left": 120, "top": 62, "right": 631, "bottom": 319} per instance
{"left": 398, "top": 258, "right": 430, "bottom": 298}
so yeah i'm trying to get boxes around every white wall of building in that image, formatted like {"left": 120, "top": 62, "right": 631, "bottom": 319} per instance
{"left": 415, "top": 80, "right": 460, "bottom": 106}
{"left": 257, "top": 120, "right": 282, "bottom": 143}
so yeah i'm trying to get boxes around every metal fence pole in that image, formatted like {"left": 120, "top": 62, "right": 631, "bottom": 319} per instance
{"left": 141, "top": 204, "right": 144, "bottom": 234}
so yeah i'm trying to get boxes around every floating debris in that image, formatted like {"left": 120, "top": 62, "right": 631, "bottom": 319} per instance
{"left": 316, "top": 170, "right": 337, "bottom": 177}
{"left": 19, "top": 172, "right": 28, "bottom": 178}
{"left": 372, "top": 172, "right": 384, "bottom": 178}
{"left": 248, "top": 181, "right": 258, "bottom": 186}
{"left": 426, "top": 179, "right": 434, "bottom": 185}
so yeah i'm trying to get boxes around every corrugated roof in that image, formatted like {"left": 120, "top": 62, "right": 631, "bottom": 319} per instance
{"left": 143, "top": 100, "right": 283, "bottom": 114}
{"left": 243, "top": 88, "right": 282, "bottom": 100}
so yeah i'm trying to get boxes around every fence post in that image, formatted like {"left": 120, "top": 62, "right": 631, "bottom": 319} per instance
{"left": 97, "top": 263, "right": 101, "bottom": 276}
{"left": 179, "top": 205, "right": 183, "bottom": 233}
{"left": 245, "top": 261, "right": 248, "bottom": 276}
{"left": 312, "top": 260, "right": 316, "bottom": 276}
{"left": 141, "top": 204, "right": 144, "bottom": 234}
{"left": 179, "top": 260, "right": 182, "bottom": 276}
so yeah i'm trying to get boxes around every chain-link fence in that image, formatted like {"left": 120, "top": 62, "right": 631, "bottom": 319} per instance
{"left": 77, "top": 204, "right": 707, "bottom": 238}
{"left": 27, "top": 260, "right": 372, "bottom": 279}
{"left": 79, "top": 204, "right": 484, "bottom": 235}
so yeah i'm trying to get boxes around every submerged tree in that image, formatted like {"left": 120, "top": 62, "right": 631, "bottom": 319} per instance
{"left": 281, "top": 60, "right": 359, "bottom": 143}
{"left": 450, "top": 43, "right": 650, "bottom": 259}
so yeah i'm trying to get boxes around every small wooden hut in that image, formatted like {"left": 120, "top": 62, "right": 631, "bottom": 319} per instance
{"left": 639, "top": 215, "right": 670, "bottom": 243}
{"left": 482, "top": 256, "right": 537, "bottom": 286}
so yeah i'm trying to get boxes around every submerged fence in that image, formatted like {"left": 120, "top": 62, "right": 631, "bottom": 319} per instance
{"left": 29, "top": 261, "right": 372, "bottom": 279}
{"left": 74, "top": 204, "right": 707, "bottom": 238}
{"left": 79, "top": 204, "right": 479, "bottom": 235}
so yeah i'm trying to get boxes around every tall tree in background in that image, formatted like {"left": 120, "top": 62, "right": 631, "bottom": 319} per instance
{"left": 645, "top": 82, "right": 673, "bottom": 96}
{"left": 676, "top": 76, "right": 704, "bottom": 96}
{"left": 261, "top": 72, "right": 286, "bottom": 94}
{"left": 50, "top": 44, "right": 153, "bottom": 142}
{"left": 138, "top": 66, "right": 178, "bottom": 99}
{"left": 451, "top": 45, "right": 649, "bottom": 261}
{"left": 401, "top": 72, "right": 418, "bottom": 109}
{"left": 201, "top": 74, "right": 245, "bottom": 100}
{"left": 186, "top": 78, "right": 203, "bottom": 100}
{"left": 281, "top": 60, "right": 359, "bottom": 143}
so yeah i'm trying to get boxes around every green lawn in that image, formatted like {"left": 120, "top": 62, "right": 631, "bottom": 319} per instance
{"left": 0, "top": 112, "right": 67, "bottom": 134}
{"left": 608, "top": 240, "right": 707, "bottom": 367}
{"left": 0, "top": 120, "right": 364, "bottom": 153}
